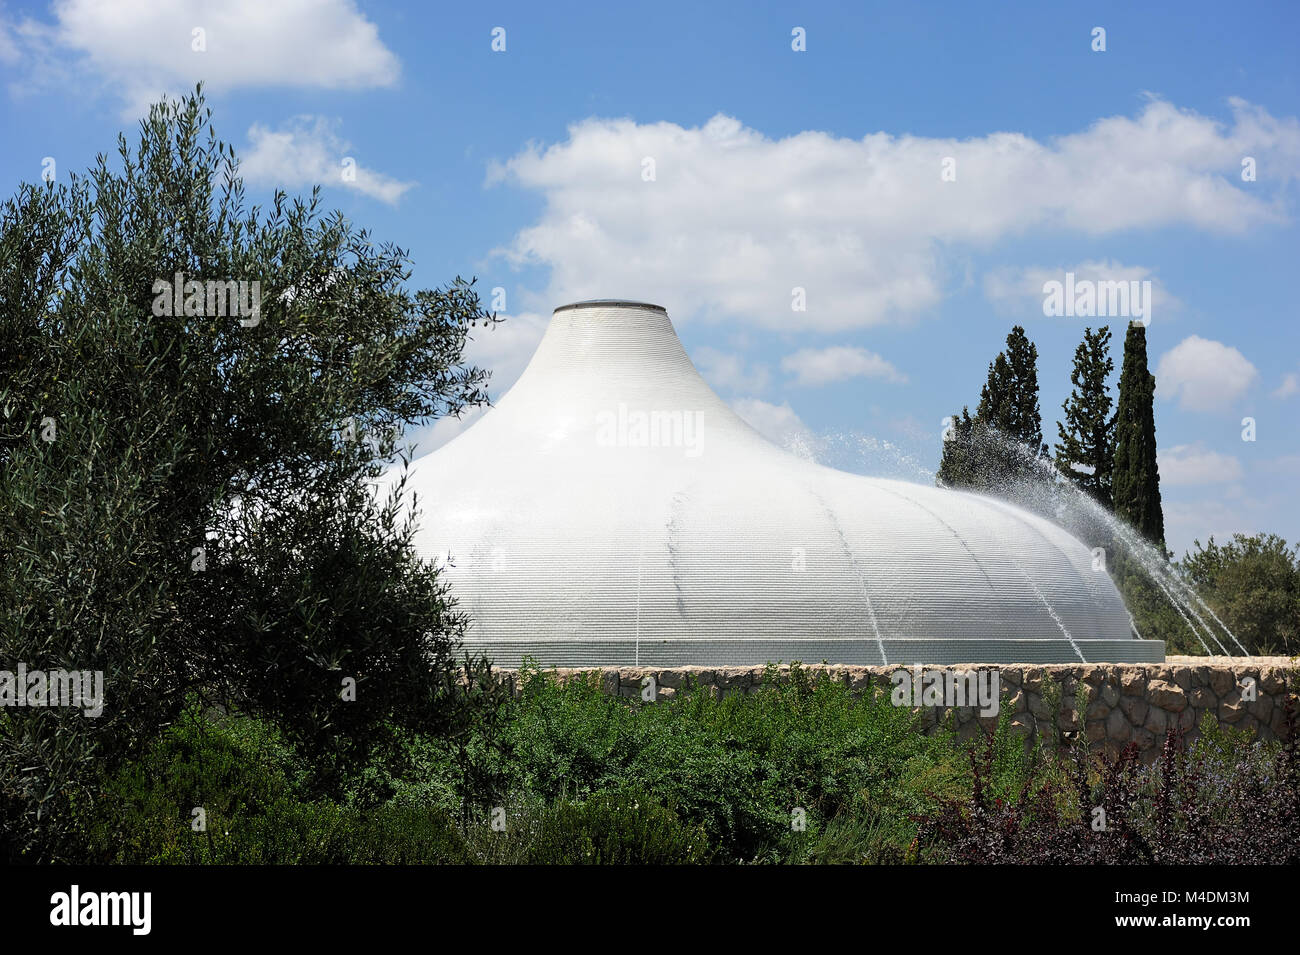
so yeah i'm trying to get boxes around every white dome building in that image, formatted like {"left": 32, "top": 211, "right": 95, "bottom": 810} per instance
{"left": 401, "top": 300, "right": 1164, "bottom": 666}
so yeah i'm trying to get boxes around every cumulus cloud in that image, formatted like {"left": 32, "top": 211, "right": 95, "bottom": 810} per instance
{"left": 692, "top": 347, "right": 770, "bottom": 395}
{"left": 240, "top": 116, "right": 414, "bottom": 204}
{"left": 5, "top": 0, "right": 400, "bottom": 115}
{"left": 983, "top": 259, "right": 1180, "bottom": 319}
{"left": 409, "top": 403, "right": 491, "bottom": 455}
{"left": 1156, "top": 336, "right": 1258, "bottom": 411}
{"left": 781, "top": 345, "right": 907, "bottom": 387}
{"left": 463, "top": 311, "right": 551, "bottom": 399}
{"left": 404, "top": 311, "right": 552, "bottom": 454}
{"left": 488, "top": 99, "right": 1300, "bottom": 332}
{"left": 730, "top": 398, "right": 820, "bottom": 458}
{"left": 0, "top": 17, "right": 18, "bottom": 64}
{"left": 1162, "top": 494, "right": 1280, "bottom": 561}
{"left": 1273, "top": 371, "right": 1299, "bottom": 399}
{"left": 1159, "top": 444, "right": 1245, "bottom": 486}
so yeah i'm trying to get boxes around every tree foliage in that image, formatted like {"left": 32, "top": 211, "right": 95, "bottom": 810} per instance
{"left": 1054, "top": 325, "right": 1115, "bottom": 508}
{"left": 1181, "top": 534, "right": 1300, "bottom": 656}
{"left": 976, "top": 325, "right": 1046, "bottom": 455}
{"left": 1112, "top": 323, "right": 1164, "bottom": 549}
{"left": 0, "top": 87, "right": 506, "bottom": 859}
{"left": 937, "top": 326, "right": 1047, "bottom": 493}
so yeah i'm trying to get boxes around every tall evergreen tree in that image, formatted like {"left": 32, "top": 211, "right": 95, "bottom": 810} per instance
{"left": 937, "top": 326, "right": 1047, "bottom": 491}
{"left": 975, "top": 353, "right": 1011, "bottom": 432}
{"left": 936, "top": 406, "right": 975, "bottom": 487}
{"left": 1055, "top": 326, "right": 1116, "bottom": 507}
{"left": 976, "top": 326, "right": 1046, "bottom": 456}
{"left": 1113, "top": 322, "right": 1165, "bottom": 548}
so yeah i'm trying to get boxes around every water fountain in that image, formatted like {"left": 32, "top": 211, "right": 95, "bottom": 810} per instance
{"left": 922, "top": 427, "right": 1247, "bottom": 657}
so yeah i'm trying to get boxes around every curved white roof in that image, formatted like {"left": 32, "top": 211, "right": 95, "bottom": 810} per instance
{"left": 401, "top": 301, "right": 1164, "bottom": 665}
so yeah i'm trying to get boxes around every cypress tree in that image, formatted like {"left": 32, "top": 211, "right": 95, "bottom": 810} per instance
{"left": 1055, "top": 326, "right": 1116, "bottom": 507}
{"left": 976, "top": 353, "right": 1011, "bottom": 432}
{"left": 977, "top": 326, "right": 1047, "bottom": 456}
{"left": 937, "top": 406, "right": 975, "bottom": 487}
{"left": 936, "top": 326, "right": 1047, "bottom": 491}
{"left": 1113, "top": 323, "right": 1165, "bottom": 548}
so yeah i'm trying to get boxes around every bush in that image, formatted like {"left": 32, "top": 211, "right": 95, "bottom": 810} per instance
{"left": 524, "top": 791, "right": 711, "bottom": 865}
{"left": 73, "top": 672, "right": 1300, "bottom": 865}
{"left": 85, "top": 707, "right": 467, "bottom": 864}
{"left": 1181, "top": 534, "right": 1299, "bottom": 656}
{"left": 914, "top": 694, "right": 1300, "bottom": 864}
{"left": 405, "top": 662, "right": 970, "bottom": 863}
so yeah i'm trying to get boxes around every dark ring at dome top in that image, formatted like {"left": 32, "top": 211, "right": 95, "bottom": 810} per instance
{"left": 554, "top": 300, "right": 667, "bottom": 314}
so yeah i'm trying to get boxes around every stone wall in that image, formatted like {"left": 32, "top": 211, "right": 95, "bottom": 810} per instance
{"left": 497, "top": 656, "right": 1298, "bottom": 762}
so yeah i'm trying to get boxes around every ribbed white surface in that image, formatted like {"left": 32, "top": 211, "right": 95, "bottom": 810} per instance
{"left": 399, "top": 302, "right": 1162, "bottom": 665}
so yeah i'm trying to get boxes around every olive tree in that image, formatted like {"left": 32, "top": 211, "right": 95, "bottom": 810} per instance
{"left": 0, "top": 88, "right": 506, "bottom": 859}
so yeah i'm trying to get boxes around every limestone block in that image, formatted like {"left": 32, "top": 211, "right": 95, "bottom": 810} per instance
{"left": 1147, "top": 680, "right": 1187, "bottom": 712}
{"left": 1106, "top": 708, "right": 1132, "bottom": 743}
{"left": 1028, "top": 692, "right": 1054, "bottom": 721}
{"left": 1120, "top": 669, "right": 1147, "bottom": 694}
{"left": 1248, "top": 694, "right": 1273, "bottom": 722}
{"left": 1218, "top": 693, "right": 1247, "bottom": 724}
{"left": 1120, "top": 696, "right": 1148, "bottom": 727}
{"left": 1259, "top": 667, "right": 1288, "bottom": 694}
{"left": 1144, "top": 707, "right": 1168, "bottom": 735}
{"left": 1188, "top": 687, "right": 1215, "bottom": 709}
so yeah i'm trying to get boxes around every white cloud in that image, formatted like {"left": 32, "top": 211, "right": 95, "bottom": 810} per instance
{"left": 0, "top": 17, "right": 18, "bottom": 64}
{"left": 692, "top": 346, "right": 770, "bottom": 394}
{"left": 730, "top": 398, "right": 820, "bottom": 458}
{"left": 463, "top": 311, "right": 551, "bottom": 398}
{"left": 408, "top": 403, "right": 490, "bottom": 455}
{"left": 404, "top": 311, "right": 552, "bottom": 453}
{"left": 983, "top": 259, "right": 1180, "bottom": 318}
{"left": 781, "top": 345, "right": 907, "bottom": 387}
{"left": 240, "top": 116, "right": 414, "bottom": 204}
{"left": 6, "top": 0, "right": 400, "bottom": 115}
{"left": 1163, "top": 493, "right": 1282, "bottom": 561}
{"left": 488, "top": 99, "right": 1300, "bottom": 332}
{"left": 1272, "top": 371, "right": 1299, "bottom": 399}
{"left": 1159, "top": 444, "right": 1244, "bottom": 486}
{"left": 1156, "top": 336, "right": 1258, "bottom": 411}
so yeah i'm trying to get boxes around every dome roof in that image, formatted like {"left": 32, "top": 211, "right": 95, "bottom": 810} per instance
{"left": 400, "top": 301, "right": 1164, "bottom": 666}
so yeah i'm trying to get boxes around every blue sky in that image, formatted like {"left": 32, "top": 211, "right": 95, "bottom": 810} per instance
{"left": 2, "top": 0, "right": 1297, "bottom": 558}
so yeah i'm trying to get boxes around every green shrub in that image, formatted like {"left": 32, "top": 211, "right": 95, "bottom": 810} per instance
{"left": 524, "top": 791, "right": 711, "bottom": 865}
{"left": 86, "top": 707, "right": 467, "bottom": 864}
{"left": 781, "top": 794, "right": 913, "bottom": 865}
{"left": 431, "top": 662, "right": 969, "bottom": 862}
{"left": 80, "top": 666, "right": 1298, "bottom": 865}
